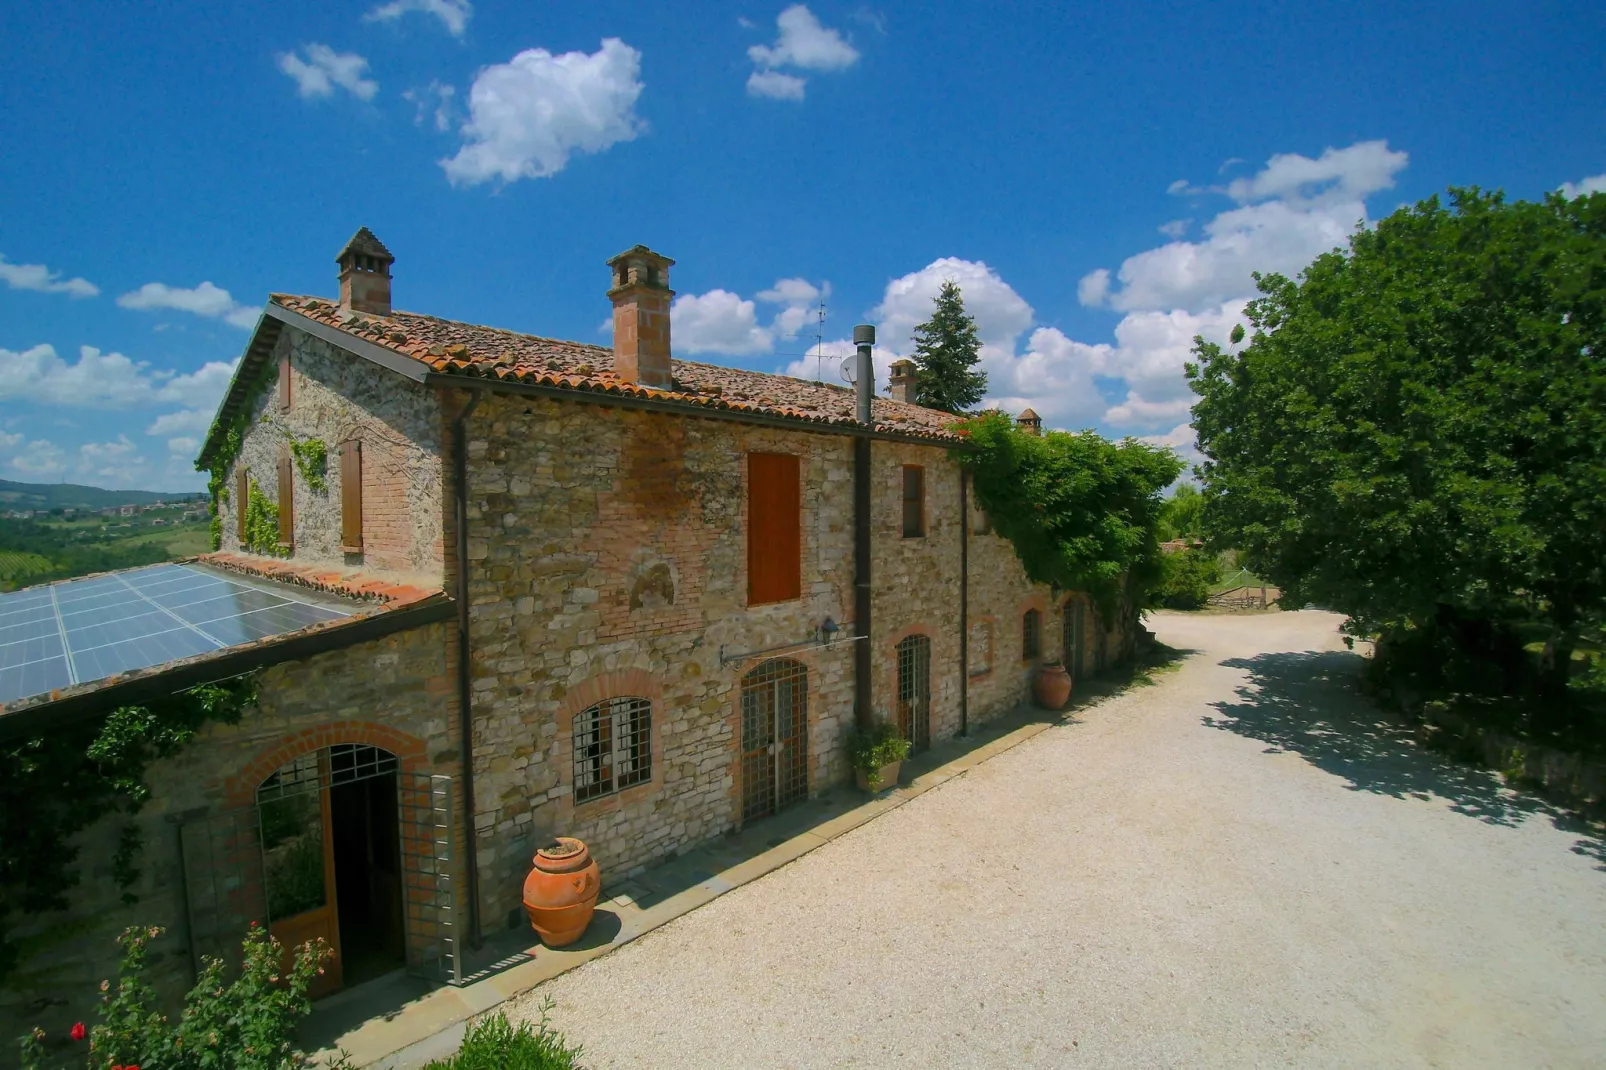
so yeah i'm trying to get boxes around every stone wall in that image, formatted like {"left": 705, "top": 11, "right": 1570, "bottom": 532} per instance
{"left": 461, "top": 396, "right": 858, "bottom": 930}
{"left": 0, "top": 622, "right": 459, "bottom": 1047}
{"left": 963, "top": 495, "right": 1053, "bottom": 723}
{"left": 218, "top": 328, "right": 446, "bottom": 585}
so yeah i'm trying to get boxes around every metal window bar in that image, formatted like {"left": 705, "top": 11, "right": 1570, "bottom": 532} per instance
{"left": 574, "top": 697, "right": 652, "bottom": 803}
{"left": 1023, "top": 609, "right": 1040, "bottom": 659}
{"left": 255, "top": 743, "right": 400, "bottom": 802}
{"left": 741, "top": 659, "right": 809, "bottom": 822}
{"left": 896, "top": 634, "right": 931, "bottom": 753}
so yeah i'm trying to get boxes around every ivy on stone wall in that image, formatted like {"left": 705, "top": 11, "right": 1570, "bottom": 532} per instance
{"left": 954, "top": 410, "right": 1183, "bottom": 617}
{"left": 0, "top": 675, "right": 258, "bottom": 986}
{"left": 198, "top": 357, "right": 277, "bottom": 551}
{"left": 289, "top": 437, "right": 327, "bottom": 492}
{"left": 242, "top": 480, "right": 285, "bottom": 557}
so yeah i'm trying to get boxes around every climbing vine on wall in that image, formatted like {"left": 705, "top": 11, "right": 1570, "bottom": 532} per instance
{"left": 242, "top": 480, "right": 285, "bottom": 557}
{"left": 198, "top": 356, "right": 277, "bottom": 550}
{"left": 953, "top": 410, "right": 1183, "bottom": 617}
{"left": 288, "top": 437, "right": 327, "bottom": 492}
{"left": 0, "top": 674, "right": 259, "bottom": 985}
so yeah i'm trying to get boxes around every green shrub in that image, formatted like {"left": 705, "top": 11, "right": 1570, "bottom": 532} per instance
{"left": 848, "top": 722, "right": 911, "bottom": 787}
{"left": 423, "top": 1005, "right": 583, "bottom": 1070}
{"left": 20, "top": 922, "right": 330, "bottom": 1070}
{"left": 1151, "top": 547, "right": 1220, "bottom": 609}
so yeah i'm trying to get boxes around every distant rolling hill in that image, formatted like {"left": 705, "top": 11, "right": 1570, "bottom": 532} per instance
{"left": 0, "top": 479, "right": 203, "bottom": 511}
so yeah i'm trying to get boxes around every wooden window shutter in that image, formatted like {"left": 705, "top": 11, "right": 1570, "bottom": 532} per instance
{"left": 747, "top": 452, "right": 801, "bottom": 605}
{"left": 902, "top": 465, "right": 925, "bottom": 537}
{"left": 278, "top": 353, "right": 291, "bottom": 410}
{"left": 340, "top": 440, "right": 363, "bottom": 552}
{"left": 236, "top": 467, "right": 249, "bottom": 542}
{"left": 277, "top": 451, "right": 294, "bottom": 550}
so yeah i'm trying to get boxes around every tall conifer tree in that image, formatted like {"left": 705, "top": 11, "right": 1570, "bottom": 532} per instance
{"left": 909, "top": 280, "right": 988, "bottom": 413}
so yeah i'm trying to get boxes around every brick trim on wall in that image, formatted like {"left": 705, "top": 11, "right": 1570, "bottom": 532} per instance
{"left": 723, "top": 650, "right": 826, "bottom": 827}
{"left": 226, "top": 720, "right": 430, "bottom": 806}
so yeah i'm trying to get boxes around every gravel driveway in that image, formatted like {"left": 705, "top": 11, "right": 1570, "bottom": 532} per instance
{"left": 509, "top": 610, "right": 1606, "bottom": 1068}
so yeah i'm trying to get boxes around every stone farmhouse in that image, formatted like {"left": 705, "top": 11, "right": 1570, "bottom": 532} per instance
{"left": 0, "top": 229, "right": 1132, "bottom": 1029}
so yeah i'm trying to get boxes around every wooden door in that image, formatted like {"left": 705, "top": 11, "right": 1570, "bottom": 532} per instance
{"left": 258, "top": 752, "right": 342, "bottom": 998}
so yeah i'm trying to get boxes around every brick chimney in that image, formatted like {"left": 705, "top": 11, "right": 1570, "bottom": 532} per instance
{"left": 888, "top": 359, "right": 918, "bottom": 404}
{"left": 607, "top": 245, "right": 675, "bottom": 388}
{"left": 337, "top": 227, "right": 394, "bottom": 316}
{"left": 1017, "top": 407, "right": 1042, "bottom": 436}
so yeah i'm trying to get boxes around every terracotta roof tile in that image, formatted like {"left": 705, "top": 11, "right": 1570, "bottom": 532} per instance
{"left": 270, "top": 294, "right": 963, "bottom": 441}
{"left": 196, "top": 552, "right": 443, "bottom": 608}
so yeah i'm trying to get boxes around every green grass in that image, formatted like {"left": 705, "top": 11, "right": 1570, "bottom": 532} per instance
{"left": 422, "top": 1006, "right": 583, "bottom": 1070}
{"left": 0, "top": 550, "right": 53, "bottom": 585}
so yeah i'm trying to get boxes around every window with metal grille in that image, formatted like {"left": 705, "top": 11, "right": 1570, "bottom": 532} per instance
{"left": 573, "top": 697, "right": 652, "bottom": 803}
{"left": 896, "top": 633, "right": 931, "bottom": 752}
{"left": 902, "top": 465, "right": 925, "bottom": 538}
{"left": 740, "top": 659, "right": 809, "bottom": 822}
{"left": 1022, "top": 609, "right": 1041, "bottom": 660}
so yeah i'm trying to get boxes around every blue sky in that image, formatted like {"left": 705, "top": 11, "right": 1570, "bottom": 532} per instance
{"left": 2, "top": 0, "right": 1602, "bottom": 491}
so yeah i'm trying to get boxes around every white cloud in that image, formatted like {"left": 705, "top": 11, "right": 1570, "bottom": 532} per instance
{"left": 156, "top": 359, "right": 239, "bottom": 409}
{"left": 146, "top": 408, "right": 214, "bottom": 437}
{"left": 1076, "top": 268, "right": 1109, "bottom": 306}
{"left": 780, "top": 338, "right": 896, "bottom": 394}
{"left": 365, "top": 0, "right": 471, "bottom": 36}
{"left": 749, "top": 5, "right": 860, "bottom": 70}
{"left": 7, "top": 438, "right": 67, "bottom": 478}
{"left": 0, "top": 344, "right": 159, "bottom": 407}
{"left": 672, "top": 290, "right": 772, "bottom": 355}
{"left": 1560, "top": 173, "right": 1606, "bottom": 199}
{"left": 870, "top": 257, "right": 1033, "bottom": 356}
{"left": 443, "top": 39, "right": 644, "bottom": 185}
{"left": 746, "top": 5, "right": 858, "bottom": 101}
{"left": 77, "top": 435, "right": 148, "bottom": 485}
{"left": 118, "top": 281, "right": 259, "bottom": 329}
{"left": 404, "top": 81, "right": 457, "bottom": 131}
{"left": 1223, "top": 140, "right": 1408, "bottom": 207}
{"left": 277, "top": 44, "right": 379, "bottom": 101}
{"left": 1139, "top": 422, "right": 1203, "bottom": 476}
{"left": 0, "top": 254, "right": 99, "bottom": 298}
{"left": 1157, "top": 219, "right": 1191, "bottom": 239}
{"left": 747, "top": 70, "right": 807, "bottom": 100}
{"left": 167, "top": 436, "right": 200, "bottom": 457}
{"left": 758, "top": 277, "right": 825, "bottom": 339}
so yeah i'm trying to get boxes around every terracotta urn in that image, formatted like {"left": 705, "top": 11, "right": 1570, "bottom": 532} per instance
{"left": 855, "top": 760, "right": 902, "bottom": 793}
{"left": 522, "top": 838, "right": 601, "bottom": 948}
{"left": 1033, "top": 662, "right": 1073, "bottom": 710}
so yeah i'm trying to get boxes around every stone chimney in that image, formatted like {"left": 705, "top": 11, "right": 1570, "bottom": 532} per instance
{"left": 1017, "top": 407, "right": 1042, "bottom": 436}
{"left": 607, "top": 245, "right": 676, "bottom": 388}
{"left": 888, "top": 359, "right": 918, "bottom": 404}
{"left": 337, "top": 227, "right": 394, "bottom": 316}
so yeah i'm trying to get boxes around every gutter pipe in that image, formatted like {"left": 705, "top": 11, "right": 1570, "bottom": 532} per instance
{"left": 452, "top": 389, "right": 484, "bottom": 947}
{"left": 852, "top": 325, "right": 875, "bottom": 733}
{"left": 960, "top": 468, "right": 969, "bottom": 737}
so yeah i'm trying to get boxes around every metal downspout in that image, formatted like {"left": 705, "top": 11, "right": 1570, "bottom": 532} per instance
{"left": 960, "top": 468, "right": 969, "bottom": 737}
{"left": 452, "top": 390, "right": 484, "bottom": 947}
{"left": 852, "top": 325, "right": 875, "bottom": 733}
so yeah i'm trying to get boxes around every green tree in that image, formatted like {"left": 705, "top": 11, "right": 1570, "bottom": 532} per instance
{"left": 1158, "top": 483, "right": 1205, "bottom": 540}
{"left": 1151, "top": 547, "right": 1221, "bottom": 609}
{"left": 1188, "top": 188, "right": 1606, "bottom": 696}
{"left": 910, "top": 280, "right": 988, "bottom": 413}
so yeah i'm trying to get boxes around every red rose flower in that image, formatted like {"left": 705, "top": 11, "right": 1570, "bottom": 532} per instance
{"left": 69, "top": 1022, "right": 86, "bottom": 1041}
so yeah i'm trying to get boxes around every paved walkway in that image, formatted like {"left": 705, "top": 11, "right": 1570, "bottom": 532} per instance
{"left": 504, "top": 610, "right": 1606, "bottom": 1068}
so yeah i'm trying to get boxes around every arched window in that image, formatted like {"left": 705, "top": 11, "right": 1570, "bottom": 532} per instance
{"left": 1022, "top": 609, "right": 1041, "bottom": 660}
{"left": 574, "top": 697, "right": 653, "bottom": 803}
{"left": 740, "top": 659, "right": 809, "bottom": 821}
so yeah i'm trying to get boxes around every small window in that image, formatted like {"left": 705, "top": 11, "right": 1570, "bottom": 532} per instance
{"left": 968, "top": 620, "right": 993, "bottom": 677}
{"left": 339, "top": 440, "right": 363, "bottom": 552}
{"left": 278, "top": 353, "right": 291, "bottom": 410}
{"left": 573, "top": 697, "right": 653, "bottom": 803}
{"left": 748, "top": 452, "right": 802, "bottom": 605}
{"left": 1022, "top": 609, "right": 1041, "bottom": 660}
{"left": 901, "top": 465, "right": 925, "bottom": 538}
{"left": 277, "top": 451, "right": 294, "bottom": 551}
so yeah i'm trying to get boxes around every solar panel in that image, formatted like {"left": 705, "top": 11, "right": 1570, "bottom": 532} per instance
{"left": 0, "top": 563, "right": 358, "bottom": 707}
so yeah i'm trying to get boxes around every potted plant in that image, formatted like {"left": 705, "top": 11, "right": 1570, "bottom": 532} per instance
{"left": 849, "top": 721, "right": 911, "bottom": 792}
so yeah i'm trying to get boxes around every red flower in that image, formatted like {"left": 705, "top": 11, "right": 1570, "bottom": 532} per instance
{"left": 69, "top": 1022, "right": 86, "bottom": 1041}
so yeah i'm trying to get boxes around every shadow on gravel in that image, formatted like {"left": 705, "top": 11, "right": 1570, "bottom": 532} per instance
{"left": 1203, "top": 650, "right": 1606, "bottom": 868}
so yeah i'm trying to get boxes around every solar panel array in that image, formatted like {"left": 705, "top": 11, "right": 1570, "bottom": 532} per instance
{"left": 0, "top": 563, "right": 355, "bottom": 707}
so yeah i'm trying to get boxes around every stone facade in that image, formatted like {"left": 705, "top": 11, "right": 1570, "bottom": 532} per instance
{"left": 217, "top": 329, "right": 446, "bottom": 585}
{"left": 3, "top": 621, "right": 461, "bottom": 1045}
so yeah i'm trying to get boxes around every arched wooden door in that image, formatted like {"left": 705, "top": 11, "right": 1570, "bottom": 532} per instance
{"left": 896, "top": 634, "right": 931, "bottom": 753}
{"left": 740, "top": 659, "right": 809, "bottom": 822}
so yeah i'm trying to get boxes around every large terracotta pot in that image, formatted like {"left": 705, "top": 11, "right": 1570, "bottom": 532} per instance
{"left": 1033, "top": 662, "right": 1073, "bottom": 710}
{"left": 855, "top": 759, "right": 902, "bottom": 793}
{"left": 522, "top": 838, "right": 601, "bottom": 948}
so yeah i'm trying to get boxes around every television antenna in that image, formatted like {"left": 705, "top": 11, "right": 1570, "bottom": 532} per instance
{"left": 812, "top": 298, "right": 827, "bottom": 383}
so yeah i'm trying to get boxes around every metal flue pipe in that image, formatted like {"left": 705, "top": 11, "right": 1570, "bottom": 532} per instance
{"left": 854, "top": 324, "right": 875, "bottom": 424}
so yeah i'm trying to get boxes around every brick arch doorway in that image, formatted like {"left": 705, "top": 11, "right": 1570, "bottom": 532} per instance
{"left": 740, "top": 658, "right": 809, "bottom": 822}
{"left": 257, "top": 743, "right": 407, "bottom": 996}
